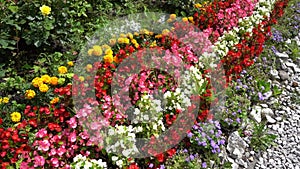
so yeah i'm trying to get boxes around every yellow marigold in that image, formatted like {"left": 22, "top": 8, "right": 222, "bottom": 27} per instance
{"left": 182, "top": 17, "right": 188, "bottom": 22}
{"left": 126, "top": 33, "right": 133, "bottom": 39}
{"left": 79, "top": 76, "right": 85, "bottom": 82}
{"left": 40, "top": 5, "right": 51, "bottom": 16}
{"left": 118, "top": 38, "right": 124, "bottom": 44}
{"left": 92, "top": 45, "right": 103, "bottom": 56}
{"left": 11, "top": 112, "right": 21, "bottom": 122}
{"left": 134, "top": 43, "right": 139, "bottom": 48}
{"left": 162, "top": 29, "right": 170, "bottom": 36}
{"left": 102, "top": 44, "right": 111, "bottom": 49}
{"left": 50, "top": 97, "right": 60, "bottom": 104}
{"left": 103, "top": 55, "right": 114, "bottom": 63}
{"left": 50, "top": 77, "right": 58, "bottom": 85}
{"left": 86, "top": 64, "right": 93, "bottom": 72}
{"left": 41, "top": 75, "right": 51, "bottom": 83}
{"left": 109, "top": 39, "right": 116, "bottom": 46}
{"left": 142, "top": 29, "right": 150, "bottom": 35}
{"left": 131, "top": 39, "right": 137, "bottom": 44}
{"left": 150, "top": 41, "right": 157, "bottom": 47}
{"left": 0, "top": 98, "right": 2, "bottom": 104}
{"left": 149, "top": 31, "right": 154, "bottom": 36}
{"left": 67, "top": 61, "right": 74, "bottom": 66}
{"left": 134, "top": 32, "right": 139, "bottom": 36}
{"left": 123, "top": 38, "right": 130, "bottom": 44}
{"left": 105, "top": 49, "right": 113, "bottom": 56}
{"left": 88, "top": 49, "right": 94, "bottom": 56}
{"left": 194, "top": 3, "right": 202, "bottom": 8}
{"left": 113, "top": 56, "right": 119, "bottom": 63}
{"left": 170, "top": 14, "right": 176, "bottom": 20}
{"left": 25, "top": 89, "right": 36, "bottom": 99}
{"left": 188, "top": 16, "right": 194, "bottom": 22}
{"left": 119, "top": 33, "right": 127, "bottom": 38}
{"left": 155, "top": 34, "right": 163, "bottom": 39}
{"left": 32, "top": 77, "right": 44, "bottom": 88}
{"left": 39, "top": 84, "right": 49, "bottom": 93}
{"left": 2, "top": 97, "right": 9, "bottom": 104}
{"left": 58, "top": 66, "right": 68, "bottom": 74}
{"left": 167, "top": 18, "right": 173, "bottom": 23}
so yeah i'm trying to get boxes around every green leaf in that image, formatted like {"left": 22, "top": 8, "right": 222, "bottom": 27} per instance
{"left": 8, "top": 5, "right": 19, "bottom": 13}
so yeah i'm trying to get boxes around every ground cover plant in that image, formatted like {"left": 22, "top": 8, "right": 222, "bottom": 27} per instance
{"left": 0, "top": 0, "right": 294, "bottom": 168}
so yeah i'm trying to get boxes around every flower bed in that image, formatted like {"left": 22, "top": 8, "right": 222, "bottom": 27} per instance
{"left": 0, "top": 0, "right": 289, "bottom": 168}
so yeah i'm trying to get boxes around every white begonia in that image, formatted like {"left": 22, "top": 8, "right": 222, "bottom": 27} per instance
{"left": 97, "top": 159, "right": 107, "bottom": 168}
{"left": 122, "top": 149, "right": 132, "bottom": 157}
{"left": 84, "top": 161, "right": 93, "bottom": 169}
{"left": 75, "top": 161, "right": 83, "bottom": 169}
{"left": 128, "top": 132, "right": 136, "bottom": 138}
{"left": 111, "top": 156, "right": 118, "bottom": 161}
{"left": 116, "top": 160, "right": 123, "bottom": 167}
{"left": 108, "top": 128, "right": 115, "bottom": 136}
{"left": 73, "top": 154, "right": 83, "bottom": 162}
{"left": 134, "top": 108, "right": 140, "bottom": 115}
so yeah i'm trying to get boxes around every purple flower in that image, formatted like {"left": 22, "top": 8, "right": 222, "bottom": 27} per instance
{"left": 149, "top": 163, "right": 154, "bottom": 168}
{"left": 183, "top": 149, "right": 188, "bottom": 153}
{"left": 271, "top": 46, "right": 278, "bottom": 54}
{"left": 210, "top": 140, "right": 219, "bottom": 149}
{"left": 214, "top": 121, "right": 221, "bottom": 129}
{"left": 187, "top": 132, "right": 193, "bottom": 138}
{"left": 202, "top": 162, "right": 207, "bottom": 168}
{"left": 258, "top": 92, "right": 264, "bottom": 101}
{"left": 160, "top": 165, "right": 165, "bottom": 169}
{"left": 190, "top": 154, "right": 195, "bottom": 161}
{"left": 236, "top": 118, "right": 241, "bottom": 123}
{"left": 218, "top": 139, "right": 225, "bottom": 145}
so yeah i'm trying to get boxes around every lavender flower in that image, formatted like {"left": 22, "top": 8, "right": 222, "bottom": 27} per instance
{"left": 271, "top": 46, "right": 278, "bottom": 54}
{"left": 149, "top": 163, "right": 154, "bottom": 168}
{"left": 202, "top": 162, "right": 207, "bottom": 168}
{"left": 258, "top": 92, "right": 264, "bottom": 101}
{"left": 160, "top": 165, "right": 165, "bottom": 169}
{"left": 271, "top": 28, "right": 284, "bottom": 42}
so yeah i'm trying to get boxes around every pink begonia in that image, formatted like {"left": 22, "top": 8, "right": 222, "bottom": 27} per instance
{"left": 49, "top": 148, "right": 57, "bottom": 156}
{"left": 68, "top": 131, "right": 77, "bottom": 142}
{"left": 50, "top": 157, "right": 59, "bottom": 167}
{"left": 214, "top": 0, "right": 258, "bottom": 35}
{"left": 75, "top": 103, "right": 92, "bottom": 118}
{"left": 79, "top": 130, "right": 89, "bottom": 140}
{"left": 38, "top": 139, "right": 50, "bottom": 152}
{"left": 34, "top": 156, "right": 45, "bottom": 167}
{"left": 36, "top": 128, "right": 47, "bottom": 138}
{"left": 67, "top": 117, "right": 77, "bottom": 129}
{"left": 57, "top": 146, "right": 66, "bottom": 156}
